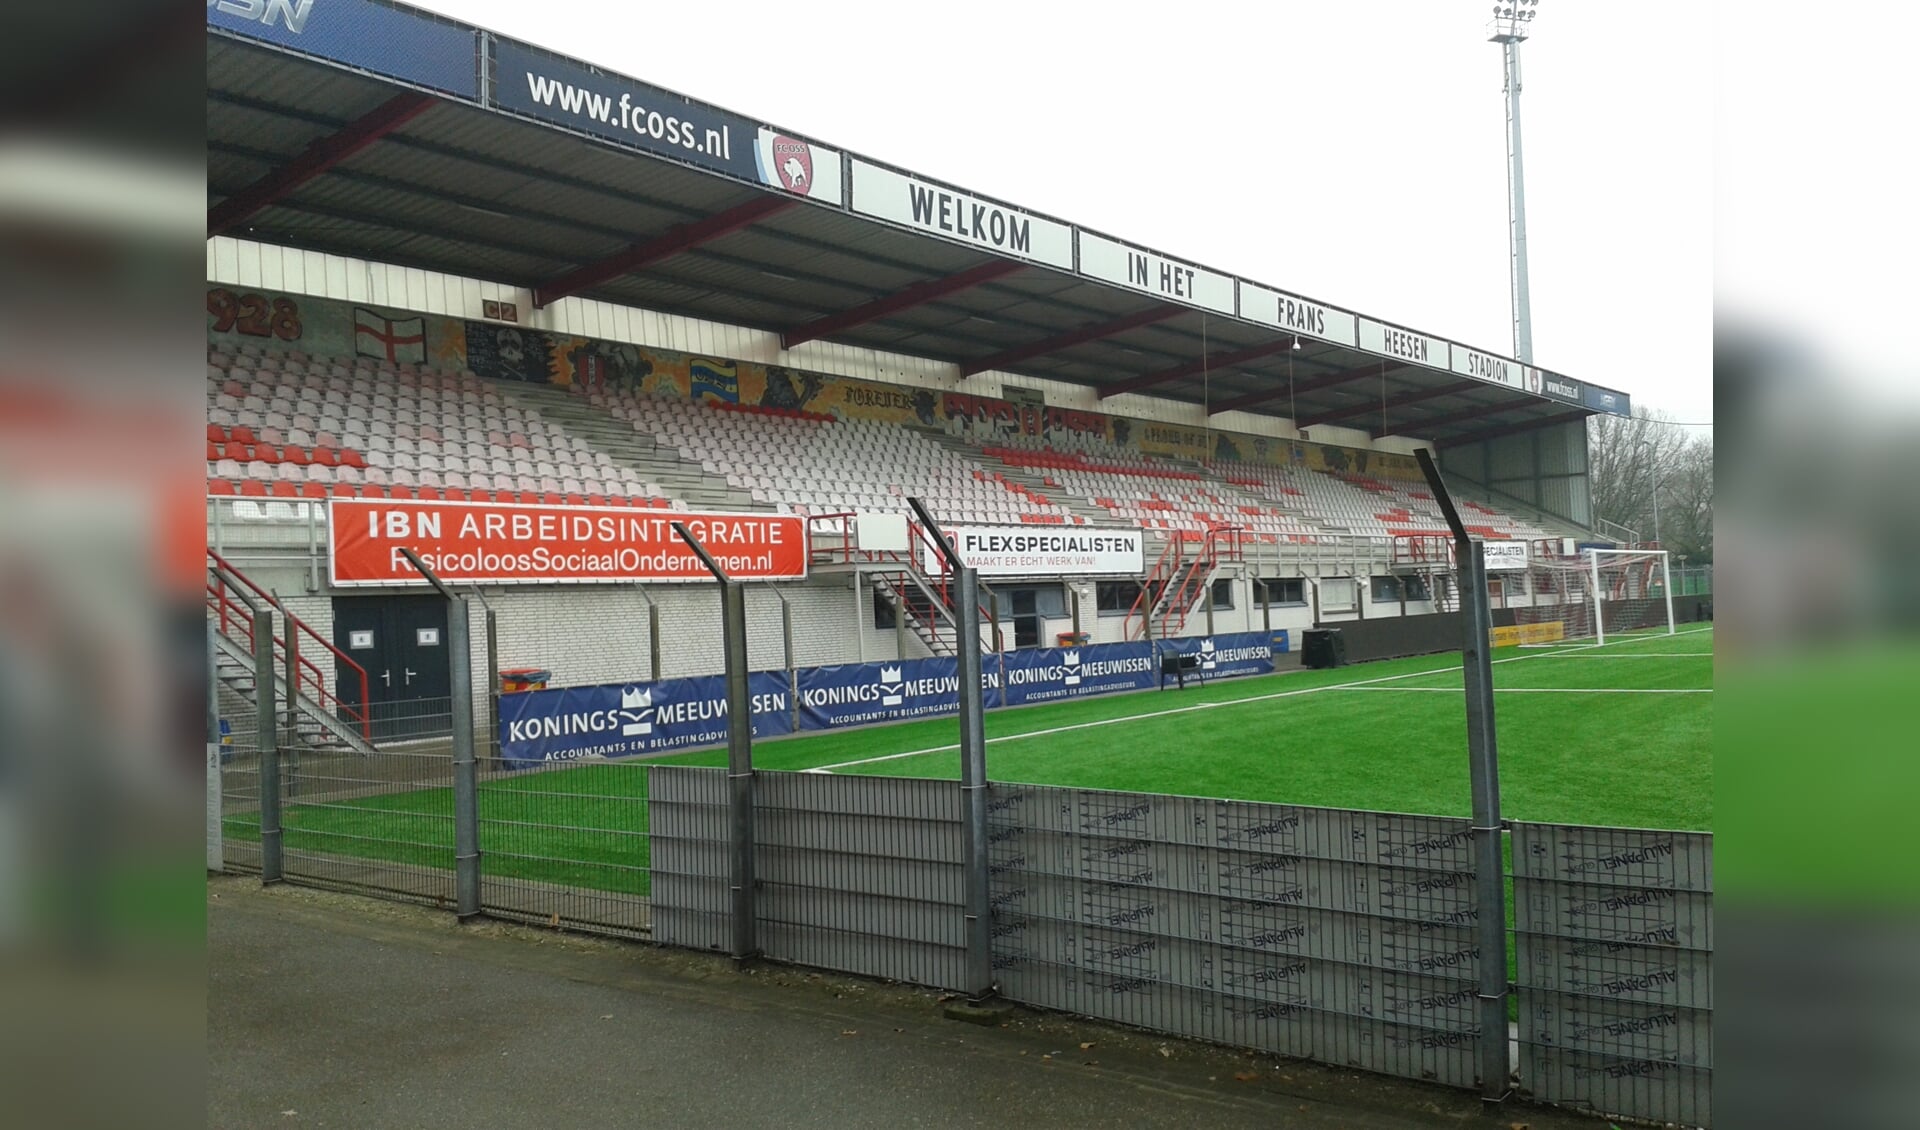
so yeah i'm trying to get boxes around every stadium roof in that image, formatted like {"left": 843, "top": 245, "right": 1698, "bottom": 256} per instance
{"left": 205, "top": 0, "right": 1628, "bottom": 448}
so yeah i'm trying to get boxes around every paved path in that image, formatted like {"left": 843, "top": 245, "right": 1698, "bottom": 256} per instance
{"left": 209, "top": 876, "right": 1597, "bottom": 1129}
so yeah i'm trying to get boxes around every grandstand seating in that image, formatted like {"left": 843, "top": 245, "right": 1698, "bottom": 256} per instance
{"left": 205, "top": 338, "right": 1562, "bottom": 540}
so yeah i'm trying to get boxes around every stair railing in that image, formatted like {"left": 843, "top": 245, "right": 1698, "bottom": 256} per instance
{"left": 207, "top": 550, "right": 371, "bottom": 741}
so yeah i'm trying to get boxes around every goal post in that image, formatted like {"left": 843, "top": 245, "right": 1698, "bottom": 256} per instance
{"left": 1513, "top": 548, "right": 1675, "bottom": 645}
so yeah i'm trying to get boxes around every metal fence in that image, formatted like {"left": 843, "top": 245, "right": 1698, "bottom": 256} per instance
{"left": 209, "top": 625, "right": 1713, "bottom": 1127}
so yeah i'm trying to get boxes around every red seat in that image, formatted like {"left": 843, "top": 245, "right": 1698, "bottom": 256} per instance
{"left": 339, "top": 448, "right": 367, "bottom": 469}
{"left": 310, "top": 447, "right": 338, "bottom": 467}
{"left": 239, "top": 480, "right": 267, "bottom": 497}
{"left": 281, "top": 446, "right": 310, "bottom": 466}
{"left": 416, "top": 487, "right": 443, "bottom": 501}
{"left": 206, "top": 441, "right": 221, "bottom": 461}
{"left": 230, "top": 425, "right": 256, "bottom": 445}
{"left": 389, "top": 486, "right": 418, "bottom": 500}
{"left": 328, "top": 483, "right": 358, "bottom": 498}
{"left": 541, "top": 491, "right": 563, "bottom": 505}
{"left": 206, "top": 424, "right": 227, "bottom": 443}
{"left": 270, "top": 482, "right": 297, "bottom": 498}
{"left": 299, "top": 482, "right": 326, "bottom": 499}
{"left": 565, "top": 493, "right": 586, "bottom": 506}
{"left": 586, "top": 494, "right": 608, "bottom": 507}
{"left": 468, "top": 489, "right": 492, "bottom": 503}
{"left": 207, "top": 478, "right": 235, "bottom": 496}
{"left": 222, "top": 439, "right": 249, "bottom": 461}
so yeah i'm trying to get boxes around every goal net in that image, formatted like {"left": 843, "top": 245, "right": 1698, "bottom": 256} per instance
{"left": 1512, "top": 549, "right": 1674, "bottom": 645}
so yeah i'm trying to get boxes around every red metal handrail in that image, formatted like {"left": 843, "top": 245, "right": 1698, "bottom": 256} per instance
{"left": 1124, "top": 536, "right": 1183, "bottom": 641}
{"left": 207, "top": 550, "right": 372, "bottom": 740}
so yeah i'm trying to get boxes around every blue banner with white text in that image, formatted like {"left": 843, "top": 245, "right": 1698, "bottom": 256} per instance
{"left": 207, "top": 0, "right": 480, "bottom": 100}
{"left": 798, "top": 656, "right": 1001, "bottom": 730}
{"left": 498, "top": 670, "right": 793, "bottom": 769}
{"left": 1166, "top": 632, "right": 1277, "bottom": 681}
{"left": 1000, "top": 641, "right": 1156, "bottom": 708}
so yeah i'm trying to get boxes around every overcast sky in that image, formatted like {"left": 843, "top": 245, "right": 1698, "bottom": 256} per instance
{"left": 415, "top": 0, "right": 1714, "bottom": 427}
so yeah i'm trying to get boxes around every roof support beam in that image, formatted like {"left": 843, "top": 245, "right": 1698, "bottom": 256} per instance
{"left": 959, "top": 304, "right": 1182, "bottom": 377}
{"left": 1208, "top": 361, "right": 1406, "bottom": 415}
{"left": 1376, "top": 397, "right": 1540, "bottom": 438}
{"left": 532, "top": 195, "right": 799, "bottom": 308}
{"left": 1298, "top": 380, "right": 1480, "bottom": 430}
{"left": 1433, "top": 410, "right": 1590, "bottom": 448}
{"left": 781, "top": 259, "right": 1025, "bottom": 350}
{"left": 207, "top": 91, "right": 437, "bottom": 237}
{"left": 1098, "top": 337, "right": 1301, "bottom": 400}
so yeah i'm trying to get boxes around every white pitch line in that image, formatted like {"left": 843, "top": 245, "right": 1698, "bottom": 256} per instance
{"left": 1330, "top": 686, "right": 1712, "bottom": 694}
{"left": 1526, "top": 653, "right": 1714, "bottom": 659}
{"left": 803, "top": 643, "right": 1609, "bottom": 774}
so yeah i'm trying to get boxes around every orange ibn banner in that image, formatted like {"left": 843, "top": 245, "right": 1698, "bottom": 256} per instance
{"left": 329, "top": 499, "right": 808, "bottom": 585}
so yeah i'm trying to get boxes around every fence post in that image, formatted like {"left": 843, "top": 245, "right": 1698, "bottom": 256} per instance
{"left": 1070, "top": 587, "right": 1081, "bottom": 641}
{"left": 909, "top": 498, "right": 992, "bottom": 1003}
{"left": 1204, "top": 581, "right": 1215, "bottom": 637}
{"left": 276, "top": 590, "right": 300, "bottom": 801}
{"left": 206, "top": 620, "right": 223, "bottom": 873}
{"left": 485, "top": 604, "right": 499, "bottom": 773}
{"left": 674, "top": 523, "right": 757, "bottom": 963}
{"left": 448, "top": 596, "right": 480, "bottom": 920}
{"left": 254, "top": 603, "right": 281, "bottom": 885}
{"left": 1418, "top": 450, "right": 1511, "bottom": 1107}
{"left": 782, "top": 592, "right": 798, "bottom": 733}
{"left": 398, "top": 550, "right": 480, "bottom": 921}
{"left": 648, "top": 601, "right": 662, "bottom": 683}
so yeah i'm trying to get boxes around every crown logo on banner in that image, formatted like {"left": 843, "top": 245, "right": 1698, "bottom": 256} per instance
{"left": 1199, "top": 638, "right": 1217, "bottom": 670}
{"left": 879, "top": 665, "right": 904, "bottom": 706}
{"left": 620, "top": 686, "right": 655, "bottom": 736}
{"left": 1062, "top": 648, "right": 1083, "bottom": 686}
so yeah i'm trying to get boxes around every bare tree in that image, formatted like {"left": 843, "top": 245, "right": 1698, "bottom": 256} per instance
{"left": 1587, "top": 408, "right": 1713, "bottom": 561}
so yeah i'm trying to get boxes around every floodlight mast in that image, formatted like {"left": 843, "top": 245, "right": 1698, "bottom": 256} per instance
{"left": 1488, "top": 1, "right": 1541, "bottom": 363}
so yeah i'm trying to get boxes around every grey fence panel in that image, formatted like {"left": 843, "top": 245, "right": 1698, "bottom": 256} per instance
{"left": 649, "top": 767, "right": 968, "bottom": 986}
{"left": 215, "top": 680, "right": 262, "bottom": 874}
{"left": 1512, "top": 822, "right": 1714, "bottom": 1127}
{"left": 987, "top": 783, "right": 1484, "bottom": 1090}
{"left": 477, "top": 756, "right": 652, "bottom": 938}
{"left": 278, "top": 695, "right": 456, "bottom": 907}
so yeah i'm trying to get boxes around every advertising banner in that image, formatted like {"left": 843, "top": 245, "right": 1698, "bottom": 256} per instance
{"left": 208, "top": 0, "right": 480, "bottom": 99}
{"left": 1357, "top": 318, "right": 1449, "bottom": 372}
{"left": 1000, "top": 641, "right": 1156, "bottom": 708}
{"left": 1538, "top": 371, "right": 1585, "bottom": 406}
{"left": 1076, "top": 231, "right": 1236, "bottom": 315}
{"left": 1582, "top": 385, "right": 1632, "bottom": 416}
{"left": 1164, "top": 632, "right": 1276, "bottom": 680}
{"left": 752, "top": 128, "right": 843, "bottom": 207}
{"left": 328, "top": 499, "right": 807, "bottom": 585}
{"left": 848, "top": 160, "right": 1074, "bottom": 269}
{"left": 493, "top": 39, "right": 759, "bottom": 182}
{"left": 1239, "top": 282, "right": 1358, "bottom": 347}
{"left": 1450, "top": 345, "right": 1527, "bottom": 392}
{"left": 497, "top": 672, "right": 794, "bottom": 769}
{"left": 797, "top": 656, "right": 1001, "bottom": 730}
{"left": 922, "top": 526, "right": 1146, "bottom": 578}
{"left": 1482, "top": 540, "right": 1531, "bottom": 571}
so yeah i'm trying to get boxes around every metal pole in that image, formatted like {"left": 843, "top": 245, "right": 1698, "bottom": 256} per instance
{"left": 485, "top": 606, "right": 499, "bottom": 772}
{"left": 206, "top": 621, "right": 223, "bottom": 873}
{"left": 1416, "top": 449, "right": 1510, "bottom": 1106}
{"left": 396, "top": 549, "right": 481, "bottom": 920}
{"left": 1203, "top": 581, "right": 1215, "bottom": 637}
{"left": 1503, "top": 36, "right": 1533, "bottom": 363}
{"left": 673, "top": 523, "right": 757, "bottom": 963}
{"left": 648, "top": 602, "right": 662, "bottom": 682}
{"left": 1661, "top": 553, "right": 1676, "bottom": 635}
{"left": 1070, "top": 587, "right": 1081, "bottom": 642}
{"left": 254, "top": 603, "right": 281, "bottom": 885}
{"left": 954, "top": 561, "right": 992, "bottom": 1002}
{"left": 1590, "top": 550, "right": 1605, "bottom": 646}
{"left": 281, "top": 598, "right": 299, "bottom": 800}
{"left": 907, "top": 497, "right": 992, "bottom": 1004}
{"left": 894, "top": 576, "right": 907, "bottom": 658}
{"left": 782, "top": 592, "right": 798, "bottom": 732}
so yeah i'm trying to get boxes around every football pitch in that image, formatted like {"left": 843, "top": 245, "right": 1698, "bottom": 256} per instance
{"left": 236, "top": 624, "right": 1712, "bottom": 895}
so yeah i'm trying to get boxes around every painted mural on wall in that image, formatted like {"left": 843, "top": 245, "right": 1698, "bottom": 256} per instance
{"left": 208, "top": 286, "right": 1423, "bottom": 479}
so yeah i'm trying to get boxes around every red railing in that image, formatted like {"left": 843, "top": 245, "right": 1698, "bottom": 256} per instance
{"left": 805, "top": 511, "right": 859, "bottom": 564}
{"left": 207, "top": 550, "right": 372, "bottom": 741}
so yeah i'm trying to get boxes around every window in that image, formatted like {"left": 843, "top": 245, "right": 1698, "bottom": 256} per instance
{"left": 1253, "top": 577, "right": 1306, "bottom": 605}
{"left": 1207, "top": 578, "right": 1235, "bottom": 610}
{"left": 873, "top": 589, "right": 896, "bottom": 629}
{"left": 1371, "top": 574, "right": 1431, "bottom": 603}
{"left": 1096, "top": 580, "right": 1143, "bottom": 614}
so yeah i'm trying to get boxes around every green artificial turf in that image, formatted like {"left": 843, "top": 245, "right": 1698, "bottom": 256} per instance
{"left": 225, "top": 625, "right": 1713, "bottom": 896}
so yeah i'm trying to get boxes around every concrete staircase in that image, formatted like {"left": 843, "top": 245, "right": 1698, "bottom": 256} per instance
{"left": 211, "top": 629, "right": 376, "bottom": 757}
{"left": 496, "top": 383, "right": 770, "bottom": 512}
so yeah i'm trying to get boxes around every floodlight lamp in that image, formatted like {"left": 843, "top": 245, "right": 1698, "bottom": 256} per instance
{"left": 1292, "top": 336, "right": 1302, "bottom": 351}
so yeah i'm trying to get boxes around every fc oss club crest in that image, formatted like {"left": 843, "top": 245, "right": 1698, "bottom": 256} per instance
{"left": 770, "top": 136, "right": 813, "bottom": 195}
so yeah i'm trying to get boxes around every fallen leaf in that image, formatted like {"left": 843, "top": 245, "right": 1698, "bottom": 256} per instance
{"left": 1158, "top": 1046, "right": 1173, "bottom": 1058}
{"left": 600, "top": 1015, "right": 613, "bottom": 1021}
{"left": 840, "top": 1030, "right": 858, "bottom": 1037}
{"left": 1040, "top": 1054, "right": 1053, "bottom": 1062}
{"left": 1078, "top": 1042, "right": 1095, "bottom": 1050}
{"left": 1234, "top": 1071, "right": 1260, "bottom": 1083}
{"left": 281, "top": 1112, "right": 297, "bottom": 1118}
